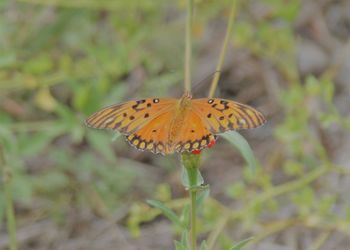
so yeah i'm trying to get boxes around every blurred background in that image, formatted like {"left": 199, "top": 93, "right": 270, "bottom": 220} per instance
{"left": 1, "top": 0, "right": 350, "bottom": 249}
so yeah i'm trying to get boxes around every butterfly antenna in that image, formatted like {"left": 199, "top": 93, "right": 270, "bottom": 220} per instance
{"left": 192, "top": 70, "right": 221, "bottom": 94}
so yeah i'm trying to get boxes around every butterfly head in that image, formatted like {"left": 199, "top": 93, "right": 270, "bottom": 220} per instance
{"left": 182, "top": 91, "right": 192, "bottom": 99}
{"left": 179, "top": 91, "right": 193, "bottom": 107}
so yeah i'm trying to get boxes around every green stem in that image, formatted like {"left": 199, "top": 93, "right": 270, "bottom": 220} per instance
{"left": 208, "top": 0, "right": 238, "bottom": 98}
{"left": 307, "top": 231, "right": 332, "bottom": 250}
{"left": 190, "top": 189, "right": 197, "bottom": 250}
{"left": 181, "top": 153, "right": 201, "bottom": 250}
{"left": 0, "top": 146, "right": 18, "bottom": 250}
{"left": 249, "top": 165, "right": 329, "bottom": 206}
{"left": 184, "top": 0, "right": 193, "bottom": 92}
{"left": 187, "top": 167, "right": 198, "bottom": 250}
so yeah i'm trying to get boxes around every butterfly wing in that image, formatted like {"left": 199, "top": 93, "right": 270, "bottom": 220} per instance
{"left": 86, "top": 96, "right": 266, "bottom": 155}
{"left": 173, "top": 109, "right": 216, "bottom": 153}
{"left": 85, "top": 98, "right": 177, "bottom": 134}
{"left": 126, "top": 110, "right": 175, "bottom": 154}
{"left": 191, "top": 98, "right": 266, "bottom": 133}
{"left": 126, "top": 107, "right": 216, "bottom": 154}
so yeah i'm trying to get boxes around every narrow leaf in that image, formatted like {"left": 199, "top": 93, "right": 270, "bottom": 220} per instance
{"left": 181, "top": 166, "right": 204, "bottom": 188}
{"left": 181, "top": 165, "right": 190, "bottom": 188}
{"left": 180, "top": 204, "right": 190, "bottom": 229}
{"left": 111, "top": 131, "right": 121, "bottom": 141}
{"left": 221, "top": 131, "right": 258, "bottom": 173}
{"left": 229, "top": 237, "right": 253, "bottom": 250}
{"left": 147, "top": 200, "right": 186, "bottom": 229}
{"left": 181, "top": 231, "right": 190, "bottom": 249}
{"left": 196, "top": 186, "right": 210, "bottom": 207}
{"left": 201, "top": 240, "right": 207, "bottom": 250}
{"left": 175, "top": 240, "right": 188, "bottom": 250}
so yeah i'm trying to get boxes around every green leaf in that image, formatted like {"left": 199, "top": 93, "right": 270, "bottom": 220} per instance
{"left": 111, "top": 132, "right": 121, "bottom": 141}
{"left": 180, "top": 231, "right": 190, "bottom": 249}
{"left": 174, "top": 240, "right": 188, "bottom": 250}
{"left": 196, "top": 185, "right": 209, "bottom": 207}
{"left": 229, "top": 237, "right": 253, "bottom": 250}
{"left": 146, "top": 199, "right": 186, "bottom": 229}
{"left": 180, "top": 204, "right": 190, "bottom": 229}
{"left": 17, "top": 131, "right": 58, "bottom": 157}
{"left": 174, "top": 231, "right": 190, "bottom": 250}
{"left": 0, "top": 53, "right": 16, "bottom": 68}
{"left": 181, "top": 166, "right": 204, "bottom": 188}
{"left": 86, "top": 131, "right": 117, "bottom": 162}
{"left": 200, "top": 240, "right": 207, "bottom": 250}
{"left": 221, "top": 131, "right": 258, "bottom": 174}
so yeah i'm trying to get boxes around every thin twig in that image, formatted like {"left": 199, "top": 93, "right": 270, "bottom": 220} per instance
{"left": 208, "top": 0, "right": 238, "bottom": 98}
{"left": 307, "top": 231, "right": 332, "bottom": 250}
{"left": 184, "top": 0, "right": 193, "bottom": 92}
{"left": 252, "top": 219, "right": 296, "bottom": 244}
{"left": 206, "top": 210, "right": 230, "bottom": 250}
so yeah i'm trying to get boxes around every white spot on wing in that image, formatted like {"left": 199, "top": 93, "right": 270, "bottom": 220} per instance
{"left": 104, "top": 117, "right": 114, "bottom": 124}
{"left": 239, "top": 119, "right": 246, "bottom": 125}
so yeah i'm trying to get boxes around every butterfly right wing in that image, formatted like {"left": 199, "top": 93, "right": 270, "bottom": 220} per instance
{"left": 173, "top": 109, "right": 216, "bottom": 153}
{"left": 85, "top": 97, "right": 177, "bottom": 135}
{"left": 125, "top": 110, "right": 175, "bottom": 154}
{"left": 192, "top": 98, "right": 266, "bottom": 134}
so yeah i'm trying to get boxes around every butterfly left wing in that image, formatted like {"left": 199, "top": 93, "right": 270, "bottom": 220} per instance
{"left": 191, "top": 98, "right": 266, "bottom": 134}
{"left": 85, "top": 98, "right": 176, "bottom": 134}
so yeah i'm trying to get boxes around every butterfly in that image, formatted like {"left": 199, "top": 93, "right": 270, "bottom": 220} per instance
{"left": 85, "top": 92, "right": 266, "bottom": 155}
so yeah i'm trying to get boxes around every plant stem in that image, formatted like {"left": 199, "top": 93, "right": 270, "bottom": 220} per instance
{"left": 208, "top": 0, "right": 238, "bottom": 98}
{"left": 187, "top": 166, "right": 198, "bottom": 250}
{"left": 307, "top": 231, "right": 332, "bottom": 250}
{"left": 0, "top": 146, "right": 18, "bottom": 250}
{"left": 184, "top": 0, "right": 193, "bottom": 92}
{"left": 190, "top": 189, "right": 197, "bottom": 250}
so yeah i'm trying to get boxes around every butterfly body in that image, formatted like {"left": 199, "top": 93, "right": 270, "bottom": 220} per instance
{"left": 86, "top": 92, "right": 266, "bottom": 155}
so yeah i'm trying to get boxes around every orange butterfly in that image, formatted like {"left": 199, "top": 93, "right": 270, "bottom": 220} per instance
{"left": 85, "top": 92, "right": 266, "bottom": 155}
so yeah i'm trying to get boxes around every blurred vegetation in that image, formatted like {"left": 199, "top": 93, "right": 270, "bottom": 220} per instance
{"left": 1, "top": 0, "right": 350, "bottom": 249}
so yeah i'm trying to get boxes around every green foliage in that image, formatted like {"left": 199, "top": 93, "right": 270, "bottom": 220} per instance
{"left": 1, "top": 0, "right": 349, "bottom": 249}
{"left": 147, "top": 199, "right": 187, "bottom": 230}
{"left": 181, "top": 165, "right": 204, "bottom": 189}
{"left": 0, "top": 0, "right": 190, "bottom": 226}
{"left": 200, "top": 240, "right": 208, "bottom": 250}
{"left": 174, "top": 231, "right": 190, "bottom": 250}
{"left": 229, "top": 237, "right": 253, "bottom": 250}
{"left": 221, "top": 131, "right": 259, "bottom": 173}
{"left": 234, "top": 0, "right": 299, "bottom": 81}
